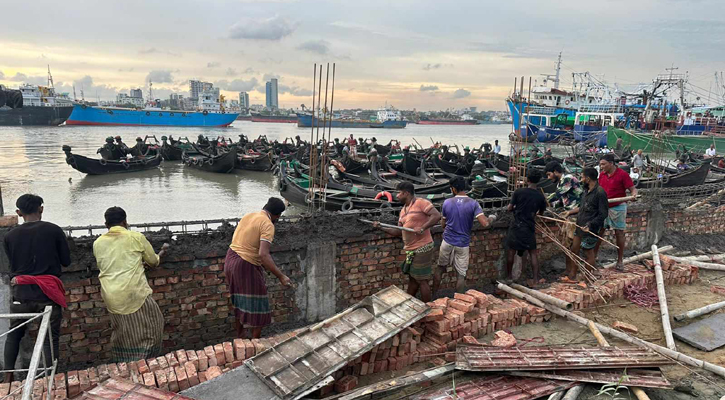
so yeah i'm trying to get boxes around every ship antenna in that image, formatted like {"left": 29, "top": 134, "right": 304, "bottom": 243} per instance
{"left": 47, "top": 65, "right": 55, "bottom": 88}
{"left": 554, "top": 51, "right": 562, "bottom": 89}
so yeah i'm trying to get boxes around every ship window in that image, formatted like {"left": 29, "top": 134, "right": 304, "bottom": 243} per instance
{"left": 159, "top": 113, "right": 163, "bottom": 116}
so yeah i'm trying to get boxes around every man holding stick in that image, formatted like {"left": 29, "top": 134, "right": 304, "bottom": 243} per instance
{"left": 373, "top": 182, "right": 441, "bottom": 302}
{"left": 596, "top": 153, "right": 637, "bottom": 271}
{"left": 564, "top": 168, "right": 609, "bottom": 279}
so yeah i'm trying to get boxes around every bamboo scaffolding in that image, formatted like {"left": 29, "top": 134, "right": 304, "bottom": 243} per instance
{"left": 511, "top": 283, "right": 573, "bottom": 310}
{"left": 665, "top": 255, "right": 725, "bottom": 271}
{"left": 496, "top": 282, "right": 725, "bottom": 379}
{"left": 537, "top": 215, "right": 618, "bottom": 249}
{"left": 652, "top": 245, "right": 677, "bottom": 351}
{"left": 601, "top": 246, "right": 674, "bottom": 269}
{"left": 686, "top": 187, "right": 725, "bottom": 210}
{"left": 673, "top": 300, "right": 725, "bottom": 322}
{"left": 608, "top": 196, "right": 639, "bottom": 203}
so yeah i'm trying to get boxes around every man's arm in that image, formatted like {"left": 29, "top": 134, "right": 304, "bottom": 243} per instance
{"left": 440, "top": 217, "right": 447, "bottom": 231}
{"left": 259, "top": 241, "right": 291, "bottom": 287}
{"left": 419, "top": 206, "right": 441, "bottom": 234}
{"left": 139, "top": 235, "right": 161, "bottom": 268}
{"left": 565, "top": 206, "right": 580, "bottom": 217}
{"left": 56, "top": 226, "right": 72, "bottom": 268}
{"left": 627, "top": 185, "right": 638, "bottom": 199}
{"left": 475, "top": 214, "right": 491, "bottom": 228}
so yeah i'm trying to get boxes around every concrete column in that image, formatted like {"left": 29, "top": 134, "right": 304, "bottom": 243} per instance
{"left": 295, "top": 242, "right": 337, "bottom": 324}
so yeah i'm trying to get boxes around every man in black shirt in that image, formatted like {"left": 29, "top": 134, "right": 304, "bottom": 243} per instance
{"left": 564, "top": 168, "right": 609, "bottom": 279}
{"left": 504, "top": 170, "right": 547, "bottom": 285}
{"left": 3, "top": 194, "right": 70, "bottom": 383}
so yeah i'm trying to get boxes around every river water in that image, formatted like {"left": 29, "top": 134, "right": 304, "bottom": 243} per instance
{"left": 0, "top": 122, "right": 512, "bottom": 226}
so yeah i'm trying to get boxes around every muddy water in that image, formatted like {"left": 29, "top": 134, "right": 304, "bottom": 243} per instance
{"left": 0, "top": 122, "right": 511, "bottom": 226}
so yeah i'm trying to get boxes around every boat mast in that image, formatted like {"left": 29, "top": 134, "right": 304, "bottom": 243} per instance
{"left": 47, "top": 65, "right": 55, "bottom": 89}
{"left": 554, "top": 51, "right": 561, "bottom": 89}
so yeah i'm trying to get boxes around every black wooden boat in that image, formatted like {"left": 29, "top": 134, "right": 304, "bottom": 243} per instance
{"left": 159, "top": 136, "right": 193, "bottom": 161}
{"left": 236, "top": 152, "right": 275, "bottom": 171}
{"left": 183, "top": 145, "right": 237, "bottom": 173}
{"left": 341, "top": 156, "right": 368, "bottom": 174}
{"left": 636, "top": 161, "right": 711, "bottom": 188}
{"left": 62, "top": 145, "right": 162, "bottom": 175}
{"left": 432, "top": 154, "right": 471, "bottom": 176}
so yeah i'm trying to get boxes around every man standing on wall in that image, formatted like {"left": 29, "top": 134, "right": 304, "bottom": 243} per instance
{"left": 435, "top": 177, "right": 495, "bottom": 295}
{"left": 504, "top": 170, "right": 548, "bottom": 286}
{"left": 374, "top": 182, "right": 441, "bottom": 302}
{"left": 3, "top": 194, "right": 70, "bottom": 383}
{"left": 564, "top": 168, "right": 609, "bottom": 279}
{"left": 225, "top": 198, "right": 292, "bottom": 339}
{"left": 595, "top": 153, "right": 637, "bottom": 271}
{"left": 93, "top": 207, "right": 169, "bottom": 362}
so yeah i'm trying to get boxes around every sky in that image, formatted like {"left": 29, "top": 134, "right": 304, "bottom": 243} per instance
{"left": 1, "top": 0, "right": 724, "bottom": 111}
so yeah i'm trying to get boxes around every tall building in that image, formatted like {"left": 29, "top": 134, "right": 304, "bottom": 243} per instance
{"left": 189, "top": 80, "right": 213, "bottom": 101}
{"left": 130, "top": 88, "right": 143, "bottom": 99}
{"left": 239, "top": 91, "right": 250, "bottom": 110}
{"left": 265, "top": 78, "right": 278, "bottom": 109}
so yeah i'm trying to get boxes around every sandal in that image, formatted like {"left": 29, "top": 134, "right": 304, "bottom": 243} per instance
{"left": 615, "top": 262, "right": 625, "bottom": 272}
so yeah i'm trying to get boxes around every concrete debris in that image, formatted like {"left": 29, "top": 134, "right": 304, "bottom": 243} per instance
{"left": 490, "top": 330, "right": 517, "bottom": 347}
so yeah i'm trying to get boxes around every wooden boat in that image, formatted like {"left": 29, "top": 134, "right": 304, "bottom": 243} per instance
{"left": 636, "top": 160, "right": 711, "bottom": 188}
{"left": 432, "top": 155, "right": 471, "bottom": 175}
{"left": 183, "top": 145, "right": 237, "bottom": 173}
{"left": 236, "top": 152, "right": 275, "bottom": 171}
{"left": 62, "top": 145, "right": 162, "bottom": 175}
{"left": 341, "top": 156, "right": 368, "bottom": 174}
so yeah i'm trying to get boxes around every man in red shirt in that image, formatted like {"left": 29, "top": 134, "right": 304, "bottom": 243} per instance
{"left": 596, "top": 154, "right": 637, "bottom": 271}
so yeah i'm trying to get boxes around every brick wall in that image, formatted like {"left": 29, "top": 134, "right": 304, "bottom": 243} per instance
{"left": 9, "top": 202, "right": 725, "bottom": 372}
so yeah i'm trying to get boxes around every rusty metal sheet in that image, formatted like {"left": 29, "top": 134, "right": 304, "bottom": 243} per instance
{"left": 246, "top": 285, "right": 430, "bottom": 400}
{"left": 79, "top": 378, "right": 195, "bottom": 399}
{"left": 506, "top": 368, "right": 672, "bottom": 389}
{"left": 456, "top": 345, "right": 673, "bottom": 372}
{"left": 409, "top": 375, "right": 573, "bottom": 400}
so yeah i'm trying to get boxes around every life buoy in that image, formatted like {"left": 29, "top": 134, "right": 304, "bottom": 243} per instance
{"left": 379, "top": 201, "right": 392, "bottom": 209}
{"left": 374, "top": 191, "right": 393, "bottom": 202}
{"left": 107, "top": 109, "right": 113, "bottom": 115}
{"left": 208, "top": 157, "right": 214, "bottom": 166}
{"left": 662, "top": 174, "right": 670, "bottom": 184}
{"left": 279, "top": 178, "right": 288, "bottom": 191}
{"left": 170, "top": 112, "right": 174, "bottom": 117}
{"left": 633, "top": 177, "right": 640, "bottom": 188}
{"left": 341, "top": 200, "right": 354, "bottom": 211}
{"left": 81, "top": 104, "right": 87, "bottom": 109}
{"left": 121, "top": 160, "right": 129, "bottom": 169}
{"left": 99, "top": 159, "right": 107, "bottom": 166}
{"left": 145, "top": 111, "right": 151, "bottom": 116}
{"left": 203, "top": 110, "right": 209, "bottom": 116}
{"left": 565, "top": 100, "right": 570, "bottom": 105}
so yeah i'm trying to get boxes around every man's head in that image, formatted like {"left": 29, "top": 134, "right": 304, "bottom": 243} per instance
{"left": 441, "top": 145, "right": 448, "bottom": 152}
{"left": 263, "top": 197, "right": 286, "bottom": 223}
{"left": 349, "top": 134, "right": 353, "bottom": 139}
{"left": 104, "top": 206, "right": 128, "bottom": 228}
{"left": 136, "top": 137, "right": 143, "bottom": 143}
{"left": 396, "top": 181, "right": 415, "bottom": 203}
{"left": 15, "top": 194, "right": 44, "bottom": 221}
{"left": 464, "top": 147, "right": 470, "bottom": 153}
{"left": 711, "top": 145, "right": 715, "bottom": 149}
{"left": 599, "top": 153, "right": 616, "bottom": 174}
{"left": 449, "top": 176, "right": 466, "bottom": 195}
{"left": 105, "top": 136, "right": 114, "bottom": 143}
{"left": 544, "top": 161, "right": 564, "bottom": 181}
{"left": 334, "top": 138, "right": 339, "bottom": 143}
{"left": 581, "top": 167, "right": 599, "bottom": 187}
{"left": 495, "top": 140, "right": 499, "bottom": 144}
{"left": 637, "top": 149, "right": 643, "bottom": 155}
{"left": 114, "top": 136, "right": 122, "bottom": 142}
{"left": 526, "top": 169, "right": 542, "bottom": 185}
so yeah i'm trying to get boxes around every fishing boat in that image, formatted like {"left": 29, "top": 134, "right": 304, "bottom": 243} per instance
{"left": 572, "top": 104, "right": 624, "bottom": 147}
{"left": 608, "top": 127, "right": 725, "bottom": 154}
{"left": 236, "top": 152, "right": 275, "bottom": 171}
{"left": 62, "top": 145, "right": 162, "bottom": 175}
{"left": 182, "top": 145, "right": 237, "bottom": 173}
{"left": 636, "top": 161, "right": 711, "bottom": 188}
{"left": 159, "top": 136, "right": 193, "bottom": 161}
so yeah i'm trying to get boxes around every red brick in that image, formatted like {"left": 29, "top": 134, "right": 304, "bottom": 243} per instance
{"left": 613, "top": 321, "right": 639, "bottom": 334}
{"left": 432, "top": 297, "right": 449, "bottom": 308}
{"left": 186, "top": 350, "right": 199, "bottom": 370}
{"left": 175, "top": 350, "right": 188, "bottom": 366}
{"left": 712, "top": 285, "right": 725, "bottom": 296}
{"left": 244, "top": 340, "right": 255, "bottom": 359}
{"left": 466, "top": 289, "right": 489, "bottom": 307}
{"left": 154, "top": 370, "right": 168, "bottom": 390}
{"left": 233, "top": 339, "right": 245, "bottom": 360}
{"left": 137, "top": 359, "right": 150, "bottom": 374}
{"left": 449, "top": 299, "right": 474, "bottom": 312}
{"left": 157, "top": 356, "right": 169, "bottom": 371}
{"left": 67, "top": 371, "right": 80, "bottom": 397}
{"left": 334, "top": 375, "right": 358, "bottom": 393}
{"left": 142, "top": 372, "right": 156, "bottom": 387}
{"left": 454, "top": 293, "right": 476, "bottom": 305}
{"left": 197, "top": 349, "right": 210, "bottom": 371}
{"left": 426, "top": 319, "right": 450, "bottom": 335}
{"left": 222, "top": 342, "right": 234, "bottom": 365}
{"left": 490, "top": 330, "right": 517, "bottom": 347}
{"left": 205, "top": 366, "right": 223, "bottom": 381}
{"left": 175, "top": 365, "right": 190, "bottom": 390}
{"left": 166, "top": 368, "right": 179, "bottom": 393}
{"left": 78, "top": 369, "right": 91, "bottom": 391}
{"left": 462, "top": 336, "right": 480, "bottom": 345}
{"left": 185, "top": 362, "right": 200, "bottom": 387}
{"left": 147, "top": 357, "right": 160, "bottom": 372}
{"left": 214, "top": 343, "right": 227, "bottom": 365}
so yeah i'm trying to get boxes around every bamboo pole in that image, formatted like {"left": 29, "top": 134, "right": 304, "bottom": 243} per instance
{"left": 674, "top": 300, "right": 725, "bottom": 322}
{"left": 496, "top": 282, "right": 725, "bottom": 378}
{"left": 561, "top": 385, "right": 584, "bottom": 400}
{"left": 548, "top": 392, "right": 564, "bottom": 400}
{"left": 537, "top": 215, "right": 618, "bottom": 249}
{"left": 601, "top": 245, "right": 673, "bottom": 269}
{"left": 686, "top": 187, "right": 725, "bottom": 210}
{"left": 588, "top": 321, "right": 610, "bottom": 346}
{"left": 665, "top": 256, "right": 725, "bottom": 271}
{"left": 608, "top": 195, "right": 639, "bottom": 203}
{"left": 653, "top": 245, "right": 677, "bottom": 351}
{"left": 511, "top": 283, "right": 573, "bottom": 310}
{"left": 675, "top": 253, "right": 725, "bottom": 262}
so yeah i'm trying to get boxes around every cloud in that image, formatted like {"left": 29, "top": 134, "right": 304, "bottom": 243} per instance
{"left": 297, "top": 40, "right": 329, "bottom": 55}
{"left": 207, "top": 62, "right": 221, "bottom": 68}
{"left": 263, "top": 73, "right": 280, "bottom": 82}
{"left": 228, "top": 15, "right": 296, "bottom": 41}
{"left": 452, "top": 88, "right": 471, "bottom": 99}
{"left": 146, "top": 70, "right": 174, "bottom": 83}
{"left": 118, "top": 67, "right": 135, "bottom": 72}
{"left": 0, "top": 71, "right": 4, "bottom": 79}
{"left": 215, "top": 78, "right": 258, "bottom": 92}
{"left": 279, "top": 85, "right": 312, "bottom": 97}
{"left": 56, "top": 76, "right": 120, "bottom": 100}
{"left": 243, "top": 67, "right": 257, "bottom": 74}
{"left": 138, "top": 48, "right": 181, "bottom": 57}
{"left": 420, "top": 84, "right": 439, "bottom": 92}
{"left": 225, "top": 67, "right": 238, "bottom": 76}
{"left": 260, "top": 57, "right": 283, "bottom": 64}
{"left": 4, "top": 73, "right": 46, "bottom": 85}
{"left": 422, "top": 63, "right": 453, "bottom": 71}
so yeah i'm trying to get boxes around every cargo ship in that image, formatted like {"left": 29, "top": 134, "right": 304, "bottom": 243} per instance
{"left": 67, "top": 84, "right": 239, "bottom": 127}
{"left": 251, "top": 112, "right": 298, "bottom": 123}
{"left": 297, "top": 108, "right": 406, "bottom": 129}
{"left": 418, "top": 117, "right": 478, "bottom": 125}
{"left": 0, "top": 83, "right": 73, "bottom": 126}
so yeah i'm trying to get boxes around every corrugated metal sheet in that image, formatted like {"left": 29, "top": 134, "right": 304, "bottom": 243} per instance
{"left": 456, "top": 345, "right": 673, "bottom": 372}
{"left": 409, "top": 375, "right": 572, "bottom": 400}
{"left": 246, "top": 286, "right": 430, "bottom": 399}
{"left": 506, "top": 368, "right": 672, "bottom": 389}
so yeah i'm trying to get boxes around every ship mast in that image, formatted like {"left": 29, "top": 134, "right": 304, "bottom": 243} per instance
{"left": 47, "top": 65, "right": 55, "bottom": 89}
{"left": 554, "top": 51, "right": 561, "bottom": 89}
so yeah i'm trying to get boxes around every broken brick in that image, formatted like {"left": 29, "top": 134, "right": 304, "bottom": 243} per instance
{"left": 490, "top": 330, "right": 517, "bottom": 348}
{"left": 613, "top": 321, "right": 639, "bottom": 334}
{"left": 334, "top": 375, "right": 358, "bottom": 393}
{"left": 712, "top": 285, "right": 725, "bottom": 296}
{"left": 454, "top": 293, "right": 477, "bottom": 305}
{"left": 205, "top": 366, "right": 223, "bottom": 381}
{"left": 449, "top": 299, "right": 475, "bottom": 313}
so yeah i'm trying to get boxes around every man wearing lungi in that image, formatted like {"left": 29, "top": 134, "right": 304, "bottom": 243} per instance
{"left": 93, "top": 207, "right": 169, "bottom": 362}
{"left": 226, "top": 198, "right": 292, "bottom": 339}
{"left": 374, "top": 182, "right": 441, "bottom": 302}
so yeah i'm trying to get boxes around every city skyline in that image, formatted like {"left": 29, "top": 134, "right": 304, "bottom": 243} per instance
{"left": 0, "top": 0, "right": 724, "bottom": 111}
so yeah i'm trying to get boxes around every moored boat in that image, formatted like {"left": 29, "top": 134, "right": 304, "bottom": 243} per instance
{"left": 183, "top": 145, "right": 237, "bottom": 173}
{"left": 67, "top": 104, "right": 239, "bottom": 127}
{"left": 62, "top": 145, "right": 162, "bottom": 175}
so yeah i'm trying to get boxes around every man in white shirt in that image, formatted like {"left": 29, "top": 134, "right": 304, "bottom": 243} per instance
{"left": 493, "top": 140, "right": 501, "bottom": 154}
{"left": 706, "top": 145, "right": 717, "bottom": 157}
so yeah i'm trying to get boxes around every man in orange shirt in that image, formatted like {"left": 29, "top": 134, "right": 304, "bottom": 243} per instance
{"left": 225, "top": 198, "right": 292, "bottom": 339}
{"left": 374, "top": 182, "right": 441, "bottom": 302}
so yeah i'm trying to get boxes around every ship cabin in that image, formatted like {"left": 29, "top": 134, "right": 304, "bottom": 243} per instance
{"left": 19, "top": 84, "right": 72, "bottom": 107}
{"left": 574, "top": 104, "right": 625, "bottom": 147}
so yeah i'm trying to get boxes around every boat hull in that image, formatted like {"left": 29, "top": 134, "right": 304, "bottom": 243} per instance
{"left": 67, "top": 104, "right": 239, "bottom": 127}
{"left": 183, "top": 148, "right": 237, "bottom": 173}
{"left": 418, "top": 120, "right": 478, "bottom": 125}
{"left": 64, "top": 147, "right": 162, "bottom": 175}
{"left": 0, "top": 106, "right": 73, "bottom": 126}
{"left": 251, "top": 115, "right": 297, "bottom": 123}
{"left": 574, "top": 125, "right": 607, "bottom": 147}
{"left": 297, "top": 114, "right": 407, "bottom": 129}
{"left": 608, "top": 127, "right": 725, "bottom": 153}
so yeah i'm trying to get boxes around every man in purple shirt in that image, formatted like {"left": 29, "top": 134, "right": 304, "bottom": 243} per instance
{"left": 435, "top": 177, "right": 496, "bottom": 295}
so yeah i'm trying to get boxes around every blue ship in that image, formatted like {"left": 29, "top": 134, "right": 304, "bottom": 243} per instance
{"left": 66, "top": 104, "right": 239, "bottom": 127}
{"left": 506, "top": 98, "right": 576, "bottom": 141}
{"left": 297, "top": 113, "right": 407, "bottom": 129}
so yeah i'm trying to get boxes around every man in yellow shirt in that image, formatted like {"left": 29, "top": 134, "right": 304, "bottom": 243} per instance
{"left": 226, "top": 198, "right": 291, "bottom": 339}
{"left": 93, "top": 207, "right": 169, "bottom": 362}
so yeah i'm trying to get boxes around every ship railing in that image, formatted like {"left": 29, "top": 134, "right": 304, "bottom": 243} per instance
{"left": 523, "top": 106, "right": 559, "bottom": 115}
{"left": 0, "top": 307, "right": 57, "bottom": 400}
{"left": 578, "top": 104, "right": 625, "bottom": 114}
